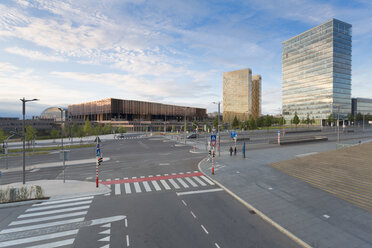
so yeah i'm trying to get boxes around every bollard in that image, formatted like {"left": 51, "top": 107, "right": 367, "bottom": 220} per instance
{"left": 96, "top": 160, "right": 99, "bottom": 188}
{"left": 211, "top": 151, "right": 215, "bottom": 175}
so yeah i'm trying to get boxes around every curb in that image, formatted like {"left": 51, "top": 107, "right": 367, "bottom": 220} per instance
{"left": 189, "top": 149, "right": 206, "bottom": 154}
{"left": 197, "top": 157, "right": 312, "bottom": 248}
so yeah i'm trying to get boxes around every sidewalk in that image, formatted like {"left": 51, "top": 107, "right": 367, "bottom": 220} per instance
{"left": 199, "top": 141, "right": 372, "bottom": 248}
{"left": 0, "top": 180, "right": 111, "bottom": 207}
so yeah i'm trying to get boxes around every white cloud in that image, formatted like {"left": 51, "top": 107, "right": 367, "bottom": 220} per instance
{"left": 4, "top": 47, "right": 66, "bottom": 62}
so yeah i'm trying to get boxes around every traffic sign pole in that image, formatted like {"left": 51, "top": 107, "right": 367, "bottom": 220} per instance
{"left": 96, "top": 137, "right": 99, "bottom": 188}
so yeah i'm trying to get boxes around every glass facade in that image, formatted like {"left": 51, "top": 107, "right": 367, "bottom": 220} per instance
{"left": 352, "top": 98, "right": 372, "bottom": 116}
{"left": 282, "top": 19, "right": 352, "bottom": 121}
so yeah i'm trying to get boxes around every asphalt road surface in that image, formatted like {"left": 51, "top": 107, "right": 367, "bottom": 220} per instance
{"left": 0, "top": 136, "right": 300, "bottom": 247}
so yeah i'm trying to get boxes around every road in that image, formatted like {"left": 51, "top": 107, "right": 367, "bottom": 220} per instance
{"left": 0, "top": 136, "right": 300, "bottom": 247}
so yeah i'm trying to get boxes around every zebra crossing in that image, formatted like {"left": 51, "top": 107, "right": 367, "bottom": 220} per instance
{"left": 101, "top": 171, "right": 216, "bottom": 196}
{"left": 0, "top": 196, "right": 93, "bottom": 247}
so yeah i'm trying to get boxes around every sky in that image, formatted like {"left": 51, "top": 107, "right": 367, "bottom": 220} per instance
{"left": 0, "top": 0, "right": 371, "bottom": 118}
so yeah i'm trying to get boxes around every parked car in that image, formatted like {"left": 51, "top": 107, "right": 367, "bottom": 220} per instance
{"left": 187, "top": 133, "right": 198, "bottom": 139}
{"left": 115, "top": 133, "right": 126, "bottom": 139}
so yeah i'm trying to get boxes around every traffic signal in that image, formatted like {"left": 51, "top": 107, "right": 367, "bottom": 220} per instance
{"left": 98, "top": 157, "right": 103, "bottom": 166}
{"left": 212, "top": 151, "right": 215, "bottom": 157}
{"left": 208, "top": 150, "right": 211, "bottom": 155}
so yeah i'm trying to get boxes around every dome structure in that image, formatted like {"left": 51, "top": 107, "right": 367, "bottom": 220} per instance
{"left": 40, "top": 107, "right": 67, "bottom": 121}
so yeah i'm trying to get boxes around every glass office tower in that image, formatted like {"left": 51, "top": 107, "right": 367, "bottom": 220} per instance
{"left": 282, "top": 19, "right": 352, "bottom": 124}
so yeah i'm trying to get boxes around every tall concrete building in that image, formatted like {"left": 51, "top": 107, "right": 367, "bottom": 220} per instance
{"left": 282, "top": 19, "right": 352, "bottom": 124}
{"left": 223, "top": 68, "right": 262, "bottom": 123}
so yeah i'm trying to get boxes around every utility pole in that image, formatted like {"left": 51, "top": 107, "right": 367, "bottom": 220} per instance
{"left": 184, "top": 108, "right": 187, "bottom": 144}
{"left": 20, "top": 97, "right": 39, "bottom": 184}
{"left": 58, "top": 108, "right": 66, "bottom": 183}
{"left": 212, "top": 101, "right": 221, "bottom": 156}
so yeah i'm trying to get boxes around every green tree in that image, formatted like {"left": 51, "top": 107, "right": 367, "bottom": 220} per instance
{"left": 263, "top": 115, "right": 272, "bottom": 127}
{"left": 72, "top": 123, "right": 80, "bottom": 137}
{"left": 242, "top": 120, "right": 249, "bottom": 130}
{"left": 93, "top": 125, "right": 103, "bottom": 135}
{"left": 172, "top": 125, "right": 175, "bottom": 132}
{"left": 78, "top": 127, "right": 85, "bottom": 143}
{"left": 249, "top": 117, "right": 257, "bottom": 130}
{"left": 63, "top": 124, "right": 70, "bottom": 138}
{"left": 0, "top": 128, "right": 6, "bottom": 144}
{"left": 103, "top": 124, "right": 112, "bottom": 134}
{"left": 366, "top": 113, "right": 371, "bottom": 121}
{"left": 50, "top": 128, "right": 60, "bottom": 142}
{"left": 305, "top": 114, "right": 311, "bottom": 127}
{"left": 311, "top": 117, "right": 315, "bottom": 125}
{"left": 232, "top": 116, "right": 239, "bottom": 129}
{"left": 213, "top": 116, "right": 218, "bottom": 130}
{"left": 279, "top": 117, "right": 285, "bottom": 126}
{"left": 347, "top": 113, "right": 354, "bottom": 124}
{"left": 83, "top": 119, "right": 93, "bottom": 136}
{"left": 292, "top": 112, "right": 300, "bottom": 127}
{"left": 119, "top": 126, "right": 127, "bottom": 133}
{"left": 25, "top": 125, "right": 37, "bottom": 147}
{"left": 355, "top": 112, "right": 363, "bottom": 122}
{"left": 192, "top": 120, "right": 198, "bottom": 131}
{"left": 327, "top": 113, "right": 335, "bottom": 126}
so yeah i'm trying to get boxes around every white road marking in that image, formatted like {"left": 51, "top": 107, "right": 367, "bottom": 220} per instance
{"left": 34, "top": 196, "right": 93, "bottom": 206}
{"left": 184, "top": 177, "right": 198, "bottom": 187}
{"left": 0, "top": 218, "right": 84, "bottom": 234}
{"left": 160, "top": 180, "right": 171, "bottom": 190}
{"left": 101, "top": 223, "right": 111, "bottom": 228}
{"left": 126, "top": 235, "right": 130, "bottom": 247}
{"left": 323, "top": 214, "right": 330, "bottom": 219}
{"left": 0, "top": 230, "right": 78, "bottom": 247}
{"left": 201, "top": 225, "right": 209, "bottom": 234}
{"left": 159, "top": 163, "right": 170, "bottom": 166}
{"left": 193, "top": 171, "right": 199, "bottom": 173}
{"left": 190, "top": 211, "right": 197, "bottom": 219}
{"left": 125, "top": 219, "right": 128, "bottom": 228}
{"left": 200, "top": 176, "right": 215, "bottom": 185}
{"left": 140, "top": 176, "right": 145, "bottom": 178}
{"left": 10, "top": 211, "right": 87, "bottom": 226}
{"left": 171, "top": 173, "right": 177, "bottom": 175}
{"left": 115, "top": 182, "right": 121, "bottom": 195}
{"left": 99, "top": 229, "right": 111, "bottom": 234}
{"left": 168, "top": 179, "right": 180, "bottom": 189}
{"left": 142, "top": 181, "right": 152, "bottom": 192}
{"left": 177, "top": 178, "right": 189, "bottom": 188}
{"left": 192, "top": 176, "right": 206, "bottom": 186}
{"left": 105, "top": 179, "right": 111, "bottom": 196}
{"left": 124, "top": 183, "right": 131, "bottom": 194}
{"left": 134, "top": 182, "right": 142, "bottom": 193}
{"left": 296, "top": 152, "right": 318, "bottom": 157}
{"left": 30, "top": 168, "right": 40, "bottom": 173}
{"left": 164, "top": 174, "right": 169, "bottom": 176}
{"left": 86, "top": 176, "right": 93, "bottom": 180}
{"left": 26, "top": 238, "right": 75, "bottom": 248}
{"left": 99, "top": 245, "right": 110, "bottom": 248}
{"left": 18, "top": 206, "right": 90, "bottom": 218}
{"left": 176, "top": 188, "right": 223, "bottom": 196}
{"left": 99, "top": 236, "right": 110, "bottom": 242}
{"left": 26, "top": 200, "right": 92, "bottom": 212}
{"left": 156, "top": 174, "right": 161, "bottom": 176}
{"left": 151, "top": 180, "right": 161, "bottom": 191}
{"left": 182, "top": 200, "right": 187, "bottom": 206}
{"left": 215, "top": 243, "right": 221, "bottom": 248}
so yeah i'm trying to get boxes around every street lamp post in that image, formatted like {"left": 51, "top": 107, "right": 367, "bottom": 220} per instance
{"left": 184, "top": 107, "right": 187, "bottom": 144}
{"left": 58, "top": 108, "right": 66, "bottom": 183}
{"left": 20, "top": 97, "right": 39, "bottom": 184}
{"left": 212, "top": 102, "right": 221, "bottom": 156}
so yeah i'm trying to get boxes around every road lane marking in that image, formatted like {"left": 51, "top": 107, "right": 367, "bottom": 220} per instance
{"left": 215, "top": 243, "right": 221, "bottom": 248}
{"left": 124, "top": 183, "right": 131, "bottom": 194}
{"left": 185, "top": 177, "right": 198, "bottom": 187}
{"left": 99, "top": 229, "right": 111, "bottom": 234}
{"left": 10, "top": 211, "right": 87, "bottom": 226}
{"left": 134, "top": 182, "right": 142, "bottom": 193}
{"left": 190, "top": 211, "right": 197, "bottom": 219}
{"left": 323, "top": 214, "right": 330, "bottom": 219}
{"left": 201, "top": 225, "right": 209, "bottom": 234}
{"left": 182, "top": 200, "right": 187, "bottom": 206}
{"left": 192, "top": 176, "right": 207, "bottom": 186}
{"left": 126, "top": 234, "right": 130, "bottom": 247}
{"left": 18, "top": 206, "right": 90, "bottom": 218}
{"left": 26, "top": 238, "right": 75, "bottom": 248}
{"left": 177, "top": 178, "right": 189, "bottom": 188}
{"left": 296, "top": 152, "right": 318, "bottom": 157}
{"left": 168, "top": 179, "right": 180, "bottom": 189}
{"left": 0, "top": 218, "right": 84, "bottom": 234}
{"left": 142, "top": 181, "right": 152, "bottom": 192}
{"left": 200, "top": 176, "right": 215, "bottom": 185}
{"left": 176, "top": 188, "right": 223, "bottom": 196}
{"left": 99, "top": 236, "right": 110, "bottom": 242}
{"left": 151, "top": 180, "right": 161, "bottom": 191}
{"left": 125, "top": 219, "right": 128, "bottom": 228}
{"left": 115, "top": 179, "right": 121, "bottom": 195}
{"left": 34, "top": 196, "right": 93, "bottom": 206}
{"left": 160, "top": 180, "right": 171, "bottom": 190}
{"left": 26, "top": 200, "right": 92, "bottom": 212}
{"left": 105, "top": 179, "right": 111, "bottom": 196}
{"left": 0, "top": 230, "right": 78, "bottom": 247}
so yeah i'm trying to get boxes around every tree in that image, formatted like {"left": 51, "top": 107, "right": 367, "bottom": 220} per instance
{"left": 256, "top": 116, "right": 264, "bottom": 127}
{"left": 279, "top": 117, "right": 285, "bottom": 126}
{"left": 306, "top": 114, "right": 311, "bottom": 127}
{"left": 83, "top": 119, "right": 93, "bottom": 136}
{"left": 172, "top": 125, "right": 175, "bottom": 132}
{"left": 311, "top": 117, "right": 315, "bottom": 125}
{"left": 263, "top": 115, "right": 272, "bottom": 127}
{"left": 347, "top": 113, "right": 354, "bottom": 124}
{"left": 192, "top": 120, "right": 198, "bottom": 131}
{"left": 249, "top": 117, "right": 257, "bottom": 130}
{"left": 93, "top": 125, "right": 103, "bottom": 135}
{"left": 243, "top": 120, "right": 249, "bottom": 130}
{"left": 119, "top": 126, "right": 127, "bottom": 133}
{"left": 355, "top": 112, "right": 363, "bottom": 122}
{"left": 72, "top": 123, "right": 80, "bottom": 137}
{"left": 327, "top": 113, "right": 335, "bottom": 126}
{"left": 232, "top": 116, "right": 239, "bottom": 129}
{"left": 292, "top": 112, "right": 300, "bottom": 127}
{"left": 50, "top": 128, "right": 60, "bottom": 143}
{"left": 0, "top": 128, "right": 6, "bottom": 144}
{"left": 103, "top": 124, "right": 112, "bottom": 134}
{"left": 366, "top": 113, "right": 371, "bottom": 121}
{"left": 26, "top": 125, "right": 37, "bottom": 147}
{"left": 78, "top": 127, "right": 85, "bottom": 143}
{"left": 213, "top": 116, "right": 218, "bottom": 130}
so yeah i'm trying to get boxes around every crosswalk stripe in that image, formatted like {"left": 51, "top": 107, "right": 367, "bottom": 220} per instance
{"left": 115, "top": 178, "right": 121, "bottom": 195}
{"left": 200, "top": 176, "right": 215, "bottom": 185}
{"left": 124, "top": 183, "right": 131, "bottom": 194}
{"left": 142, "top": 181, "right": 152, "bottom": 192}
{"left": 168, "top": 179, "right": 180, "bottom": 189}
{"left": 184, "top": 177, "right": 198, "bottom": 187}
{"left": 160, "top": 180, "right": 171, "bottom": 190}
{"left": 26, "top": 200, "right": 92, "bottom": 212}
{"left": 10, "top": 211, "right": 87, "bottom": 226}
{"left": 177, "top": 178, "right": 189, "bottom": 188}
{"left": 105, "top": 179, "right": 111, "bottom": 196}
{"left": 192, "top": 176, "right": 207, "bottom": 186}
{"left": 34, "top": 196, "right": 93, "bottom": 206}
{"left": 18, "top": 206, "right": 90, "bottom": 218}
{"left": 0, "top": 229, "right": 78, "bottom": 247}
{"left": 0, "top": 218, "right": 84, "bottom": 234}
{"left": 134, "top": 182, "right": 142, "bottom": 193}
{"left": 25, "top": 238, "right": 75, "bottom": 248}
{"left": 151, "top": 180, "right": 161, "bottom": 191}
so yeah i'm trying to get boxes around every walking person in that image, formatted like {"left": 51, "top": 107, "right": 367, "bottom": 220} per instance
{"left": 234, "top": 146, "right": 237, "bottom": 155}
{"left": 229, "top": 146, "right": 233, "bottom": 156}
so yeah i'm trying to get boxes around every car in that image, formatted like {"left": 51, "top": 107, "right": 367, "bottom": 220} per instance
{"left": 187, "top": 133, "right": 198, "bottom": 139}
{"left": 115, "top": 133, "right": 126, "bottom": 139}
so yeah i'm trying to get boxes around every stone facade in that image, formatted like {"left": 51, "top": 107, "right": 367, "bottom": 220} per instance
{"left": 252, "top": 75, "right": 262, "bottom": 120}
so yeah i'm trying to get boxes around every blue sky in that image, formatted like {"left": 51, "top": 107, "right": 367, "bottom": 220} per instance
{"left": 0, "top": 0, "right": 371, "bottom": 118}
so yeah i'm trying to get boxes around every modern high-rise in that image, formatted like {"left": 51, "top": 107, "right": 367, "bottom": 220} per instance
{"left": 223, "top": 68, "right": 262, "bottom": 123}
{"left": 282, "top": 19, "right": 352, "bottom": 124}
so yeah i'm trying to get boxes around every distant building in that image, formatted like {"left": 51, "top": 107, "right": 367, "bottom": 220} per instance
{"left": 352, "top": 98, "right": 372, "bottom": 116}
{"left": 0, "top": 117, "right": 54, "bottom": 131}
{"left": 282, "top": 19, "right": 352, "bottom": 124}
{"left": 40, "top": 107, "right": 67, "bottom": 121}
{"left": 223, "top": 68, "right": 262, "bottom": 123}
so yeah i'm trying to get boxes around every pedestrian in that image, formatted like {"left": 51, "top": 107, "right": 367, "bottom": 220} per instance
{"left": 229, "top": 146, "right": 233, "bottom": 156}
{"left": 234, "top": 147, "right": 237, "bottom": 155}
